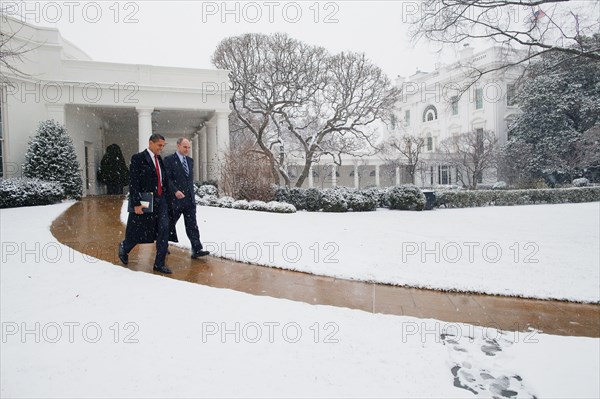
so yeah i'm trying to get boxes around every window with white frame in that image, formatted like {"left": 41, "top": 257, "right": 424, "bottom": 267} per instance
{"left": 475, "top": 88, "right": 484, "bottom": 110}
{"left": 506, "top": 83, "right": 516, "bottom": 106}
{"left": 426, "top": 136, "right": 433, "bottom": 151}
{"left": 440, "top": 165, "right": 451, "bottom": 185}
{"left": 451, "top": 96, "right": 459, "bottom": 115}
{"left": 422, "top": 105, "right": 438, "bottom": 122}
{"left": 405, "top": 110, "right": 411, "bottom": 126}
{"left": 430, "top": 166, "right": 434, "bottom": 185}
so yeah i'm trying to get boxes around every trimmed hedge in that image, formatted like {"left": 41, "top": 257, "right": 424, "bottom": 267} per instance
{"left": 435, "top": 186, "right": 600, "bottom": 208}
{"left": 0, "top": 178, "right": 64, "bottom": 208}
{"left": 385, "top": 185, "right": 426, "bottom": 211}
{"left": 275, "top": 185, "right": 402, "bottom": 212}
{"left": 235, "top": 184, "right": 600, "bottom": 212}
{"left": 196, "top": 184, "right": 296, "bottom": 213}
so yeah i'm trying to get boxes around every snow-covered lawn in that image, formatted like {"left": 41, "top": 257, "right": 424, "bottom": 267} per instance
{"left": 1, "top": 203, "right": 599, "bottom": 398}
{"left": 157, "top": 201, "right": 600, "bottom": 303}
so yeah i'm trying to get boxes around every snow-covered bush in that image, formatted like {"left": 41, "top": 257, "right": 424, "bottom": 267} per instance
{"left": 573, "top": 178, "right": 589, "bottom": 187}
{"left": 274, "top": 186, "right": 290, "bottom": 203}
{"left": 274, "top": 186, "right": 309, "bottom": 210}
{"left": 286, "top": 188, "right": 307, "bottom": 210}
{"left": 346, "top": 192, "right": 378, "bottom": 211}
{"left": 195, "top": 183, "right": 218, "bottom": 198}
{"left": 320, "top": 188, "right": 348, "bottom": 212}
{"left": 22, "top": 120, "right": 83, "bottom": 199}
{"left": 217, "top": 196, "right": 235, "bottom": 208}
{"left": 360, "top": 187, "right": 386, "bottom": 208}
{"left": 385, "top": 185, "right": 426, "bottom": 211}
{"left": 248, "top": 200, "right": 270, "bottom": 212}
{"left": 197, "top": 194, "right": 219, "bottom": 207}
{"left": 476, "top": 184, "right": 494, "bottom": 190}
{"left": 0, "top": 177, "right": 64, "bottom": 208}
{"left": 232, "top": 200, "right": 250, "bottom": 210}
{"left": 436, "top": 190, "right": 495, "bottom": 208}
{"left": 436, "top": 187, "right": 600, "bottom": 208}
{"left": 304, "top": 188, "right": 322, "bottom": 211}
{"left": 492, "top": 181, "right": 508, "bottom": 190}
{"left": 194, "top": 188, "right": 296, "bottom": 213}
{"left": 266, "top": 201, "right": 296, "bottom": 213}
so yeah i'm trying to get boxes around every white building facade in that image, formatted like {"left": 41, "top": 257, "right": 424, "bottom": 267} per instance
{"left": 286, "top": 45, "right": 522, "bottom": 189}
{"left": 0, "top": 16, "right": 232, "bottom": 195}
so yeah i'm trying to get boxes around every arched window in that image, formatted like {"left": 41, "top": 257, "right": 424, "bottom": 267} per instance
{"left": 422, "top": 105, "right": 438, "bottom": 122}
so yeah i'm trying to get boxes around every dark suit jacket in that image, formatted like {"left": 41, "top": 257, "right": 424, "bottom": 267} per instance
{"left": 164, "top": 153, "right": 195, "bottom": 211}
{"left": 126, "top": 150, "right": 177, "bottom": 244}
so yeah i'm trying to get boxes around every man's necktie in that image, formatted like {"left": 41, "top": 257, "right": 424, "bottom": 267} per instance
{"left": 182, "top": 157, "right": 189, "bottom": 176}
{"left": 154, "top": 155, "right": 162, "bottom": 196}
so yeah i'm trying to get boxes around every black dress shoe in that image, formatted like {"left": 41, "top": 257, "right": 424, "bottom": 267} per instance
{"left": 153, "top": 264, "right": 172, "bottom": 274}
{"left": 191, "top": 250, "right": 210, "bottom": 259}
{"left": 118, "top": 242, "right": 128, "bottom": 265}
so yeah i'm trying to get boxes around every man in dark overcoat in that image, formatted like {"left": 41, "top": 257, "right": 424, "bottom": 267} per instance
{"left": 164, "top": 137, "right": 209, "bottom": 259}
{"left": 118, "top": 133, "right": 177, "bottom": 274}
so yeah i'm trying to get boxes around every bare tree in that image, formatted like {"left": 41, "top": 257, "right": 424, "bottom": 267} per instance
{"left": 0, "top": 11, "right": 34, "bottom": 86}
{"left": 416, "top": 160, "right": 430, "bottom": 188}
{"left": 212, "top": 33, "right": 399, "bottom": 188}
{"left": 220, "top": 133, "right": 274, "bottom": 201}
{"left": 383, "top": 134, "right": 427, "bottom": 184}
{"left": 409, "top": 0, "right": 600, "bottom": 90}
{"left": 439, "top": 130, "right": 499, "bottom": 189}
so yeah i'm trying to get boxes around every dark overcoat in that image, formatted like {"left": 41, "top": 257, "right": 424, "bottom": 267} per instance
{"left": 164, "top": 153, "right": 196, "bottom": 212}
{"left": 125, "top": 150, "right": 178, "bottom": 244}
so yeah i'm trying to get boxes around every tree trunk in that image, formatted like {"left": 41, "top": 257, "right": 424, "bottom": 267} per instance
{"left": 295, "top": 157, "right": 314, "bottom": 188}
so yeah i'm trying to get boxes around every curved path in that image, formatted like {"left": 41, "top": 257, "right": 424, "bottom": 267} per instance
{"left": 51, "top": 196, "right": 600, "bottom": 338}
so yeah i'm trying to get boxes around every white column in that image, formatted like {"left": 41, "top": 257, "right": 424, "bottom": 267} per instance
{"left": 308, "top": 165, "right": 314, "bottom": 188}
{"left": 331, "top": 164, "right": 337, "bottom": 187}
{"left": 136, "top": 107, "right": 154, "bottom": 152}
{"left": 192, "top": 133, "right": 200, "bottom": 181}
{"left": 354, "top": 164, "right": 359, "bottom": 188}
{"left": 375, "top": 164, "right": 380, "bottom": 187}
{"left": 206, "top": 120, "right": 218, "bottom": 180}
{"left": 395, "top": 166, "right": 401, "bottom": 185}
{"left": 199, "top": 126, "right": 208, "bottom": 181}
{"left": 216, "top": 111, "right": 230, "bottom": 165}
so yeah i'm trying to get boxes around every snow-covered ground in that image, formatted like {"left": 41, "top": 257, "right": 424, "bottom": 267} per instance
{"left": 1, "top": 202, "right": 599, "bottom": 398}
{"left": 150, "top": 201, "right": 600, "bottom": 303}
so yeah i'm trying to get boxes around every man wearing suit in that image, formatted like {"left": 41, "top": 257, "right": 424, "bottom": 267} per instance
{"left": 164, "top": 137, "right": 210, "bottom": 259}
{"left": 118, "top": 134, "right": 177, "bottom": 274}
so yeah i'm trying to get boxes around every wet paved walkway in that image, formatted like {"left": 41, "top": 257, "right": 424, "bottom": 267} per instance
{"left": 51, "top": 197, "right": 600, "bottom": 338}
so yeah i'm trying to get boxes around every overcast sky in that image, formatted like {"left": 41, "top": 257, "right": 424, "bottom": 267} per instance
{"left": 10, "top": 0, "right": 464, "bottom": 79}
{"left": 9, "top": 0, "right": 600, "bottom": 80}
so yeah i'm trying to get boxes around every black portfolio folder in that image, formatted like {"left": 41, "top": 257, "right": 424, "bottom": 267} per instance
{"left": 128, "top": 192, "right": 154, "bottom": 213}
